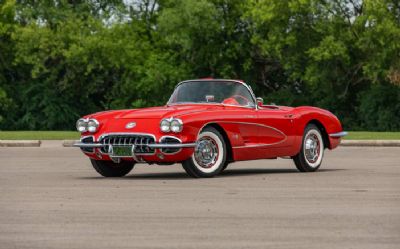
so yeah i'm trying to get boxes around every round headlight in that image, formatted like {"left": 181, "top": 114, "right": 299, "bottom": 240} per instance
{"left": 87, "top": 119, "right": 99, "bottom": 133}
{"left": 76, "top": 119, "right": 87, "bottom": 133}
{"left": 170, "top": 119, "right": 183, "bottom": 133}
{"left": 160, "top": 119, "right": 171, "bottom": 132}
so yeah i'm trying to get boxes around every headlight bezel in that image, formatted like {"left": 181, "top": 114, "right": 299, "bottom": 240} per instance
{"left": 87, "top": 119, "right": 99, "bottom": 133}
{"left": 160, "top": 117, "right": 183, "bottom": 133}
{"left": 160, "top": 119, "right": 171, "bottom": 132}
{"left": 76, "top": 118, "right": 88, "bottom": 133}
{"left": 76, "top": 118, "right": 99, "bottom": 133}
{"left": 170, "top": 118, "right": 183, "bottom": 133}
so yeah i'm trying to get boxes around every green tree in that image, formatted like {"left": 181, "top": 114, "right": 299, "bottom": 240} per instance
{"left": 0, "top": 0, "right": 16, "bottom": 125}
{"left": 247, "top": 0, "right": 400, "bottom": 129}
{"left": 0, "top": 0, "right": 399, "bottom": 131}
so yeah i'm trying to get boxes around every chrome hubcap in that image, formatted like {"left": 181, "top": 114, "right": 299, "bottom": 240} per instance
{"left": 194, "top": 136, "right": 219, "bottom": 168}
{"left": 304, "top": 133, "right": 320, "bottom": 164}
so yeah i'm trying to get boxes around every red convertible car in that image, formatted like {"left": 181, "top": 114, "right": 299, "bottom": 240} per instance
{"left": 74, "top": 79, "right": 346, "bottom": 178}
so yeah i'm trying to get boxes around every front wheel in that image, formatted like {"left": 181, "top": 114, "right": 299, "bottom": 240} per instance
{"left": 182, "top": 126, "right": 227, "bottom": 178}
{"left": 90, "top": 159, "right": 135, "bottom": 177}
{"left": 293, "top": 124, "right": 324, "bottom": 172}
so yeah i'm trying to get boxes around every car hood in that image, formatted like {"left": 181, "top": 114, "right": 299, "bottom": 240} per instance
{"left": 113, "top": 105, "right": 213, "bottom": 119}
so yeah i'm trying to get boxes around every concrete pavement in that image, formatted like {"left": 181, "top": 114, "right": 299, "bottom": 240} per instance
{"left": 0, "top": 146, "right": 399, "bottom": 249}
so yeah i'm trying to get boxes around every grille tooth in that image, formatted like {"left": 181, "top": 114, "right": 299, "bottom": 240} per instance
{"left": 134, "top": 137, "right": 138, "bottom": 153}
{"left": 100, "top": 135, "right": 155, "bottom": 154}
{"left": 140, "top": 137, "right": 145, "bottom": 153}
{"left": 145, "top": 138, "right": 149, "bottom": 152}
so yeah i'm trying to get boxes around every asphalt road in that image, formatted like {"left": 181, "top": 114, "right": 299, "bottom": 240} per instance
{"left": 0, "top": 145, "right": 399, "bottom": 249}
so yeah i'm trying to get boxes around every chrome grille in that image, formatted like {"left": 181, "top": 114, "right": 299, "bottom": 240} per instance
{"left": 99, "top": 134, "right": 155, "bottom": 154}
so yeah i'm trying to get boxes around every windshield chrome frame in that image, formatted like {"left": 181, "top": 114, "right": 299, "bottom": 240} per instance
{"left": 167, "top": 79, "right": 258, "bottom": 109}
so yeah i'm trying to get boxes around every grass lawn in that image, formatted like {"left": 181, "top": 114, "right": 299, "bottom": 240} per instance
{"left": 0, "top": 130, "right": 399, "bottom": 140}
{"left": 344, "top": 131, "right": 400, "bottom": 140}
{"left": 0, "top": 131, "right": 80, "bottom": 140}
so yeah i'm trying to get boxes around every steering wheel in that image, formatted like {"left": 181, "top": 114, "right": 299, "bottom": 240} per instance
{"left": 230, "top": 94, "right": 251, "bottom": 106}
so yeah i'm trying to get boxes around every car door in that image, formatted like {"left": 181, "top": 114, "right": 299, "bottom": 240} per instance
{"left": 255, "top": 105, "right": 295, "bottom": 157}
{"left": 216, "top": 106, "right": 259, "bottom": 146}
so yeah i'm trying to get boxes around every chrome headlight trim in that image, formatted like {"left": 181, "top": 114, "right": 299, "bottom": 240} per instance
{"left": 76, "top": 118, "right": 99, "bottom": 133}
{"left": 160, "top": 117, "right": 183, "bottom": 133}
{"left": 87, "top": 118, "right": 99, "bottom": 133}
{"left": 160, "top": 119, "right": 171, "bottom": 132}
{"left": 170, "top": 118, "right": 183, "bottom": 133}
{"left": 76, "top": 118, "right": 88, "bottom": 133}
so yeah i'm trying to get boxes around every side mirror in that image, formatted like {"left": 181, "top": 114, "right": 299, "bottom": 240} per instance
{"left": 256, "top": 97, "right": 264, "bottom": 107}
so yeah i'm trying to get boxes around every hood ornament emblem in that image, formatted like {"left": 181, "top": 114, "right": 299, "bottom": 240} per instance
{"left": 126, "top": 122, "right": 136, "bottom": 129}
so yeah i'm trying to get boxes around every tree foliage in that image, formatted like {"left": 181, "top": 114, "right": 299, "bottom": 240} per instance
{"left": 0, "top": 0, "right": 399, "bottom": 131}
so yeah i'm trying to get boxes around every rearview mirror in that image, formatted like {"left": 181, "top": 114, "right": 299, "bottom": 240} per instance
{"left": 205, "top": 95, "right": 215, "bottom": 102}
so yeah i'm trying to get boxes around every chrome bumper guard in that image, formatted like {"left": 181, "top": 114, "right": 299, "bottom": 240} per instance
{"left": 329, "top": 131, "right": 348, "bottom": 138}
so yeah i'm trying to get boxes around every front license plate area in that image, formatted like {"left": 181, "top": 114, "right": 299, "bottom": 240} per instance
{"left": 111, "top": 146, "right": 132, "bottom": 157}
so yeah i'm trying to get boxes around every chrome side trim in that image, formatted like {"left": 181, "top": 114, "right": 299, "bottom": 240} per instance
{"left": 197, "top": 121, "right": 288, "bottom": 148}
{"left": 329, "top": 131, "right": 348, "bottom": 138}
{"left": 232, "top": 143, "right": 285, "bottom": 149}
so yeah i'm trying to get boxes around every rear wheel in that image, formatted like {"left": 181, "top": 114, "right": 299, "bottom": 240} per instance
{"left": 293, "top": 124, "right": 324, "bottom": 172}
{"left": 182, "top": 126, "right": 226, "bottom": 178}
{"left": 90, "top": 159, "right": 135, "bottom": 177}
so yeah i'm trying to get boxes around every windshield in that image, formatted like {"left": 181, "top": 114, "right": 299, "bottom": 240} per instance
{"left": 168, "top": 81, "right": 255, "bottom": 108}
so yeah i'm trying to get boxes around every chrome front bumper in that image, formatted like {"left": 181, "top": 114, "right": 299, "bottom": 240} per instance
{"left": 329, "top": 131, "right": 348, "bottom": 138}
{"left": 74, "top": 140, "right": 196, "bottom": 163}
{"left": 73, "top": 142, "right": 196, "bottom": 149}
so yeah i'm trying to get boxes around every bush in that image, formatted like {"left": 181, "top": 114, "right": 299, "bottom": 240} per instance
{"left": 358, "top": 84, "right": 400, "bottom": 131}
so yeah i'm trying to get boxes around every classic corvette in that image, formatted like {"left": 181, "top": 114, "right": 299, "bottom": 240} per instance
{"left": 74, "top": 79, "right": 347, "bottom": 178}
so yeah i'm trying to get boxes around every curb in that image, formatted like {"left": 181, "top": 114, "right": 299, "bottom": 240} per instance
{"left": 62, "top": 140, "right": 78, "bottom": 147}
{"left": 0, "top": 140, "right": 41, "bottom": 147}
{"left": 340, "top": 140, "right": 400, "bottom": 147}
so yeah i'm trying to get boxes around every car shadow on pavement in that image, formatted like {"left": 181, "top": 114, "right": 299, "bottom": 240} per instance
{"left": 219, "top": 168, "right": 344, "bottom": 177}
{"left": 77, "top": 168, "right": 345, "bottom": 180}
